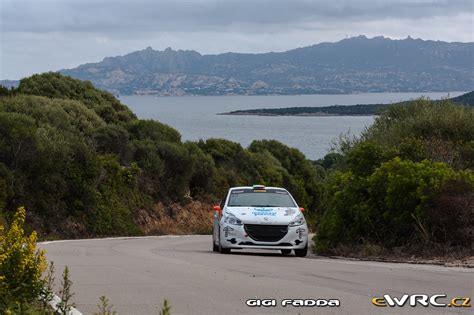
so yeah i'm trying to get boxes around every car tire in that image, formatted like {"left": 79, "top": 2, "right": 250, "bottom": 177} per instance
{"left": 212, "top": 236, "right": 219, "bottom": 252}
{"left": 218, "top": 231, "right": 231, "bottom": 254}
{"left": 294, "top": 244, "right": 307, "bottom": 257}
{"left": 281, "top": 249, "right": 292, "bottom": 255}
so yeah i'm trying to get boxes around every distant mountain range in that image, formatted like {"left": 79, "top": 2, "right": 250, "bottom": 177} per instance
{"left": 3, "top": 36, "right": 474, "bottom": 95}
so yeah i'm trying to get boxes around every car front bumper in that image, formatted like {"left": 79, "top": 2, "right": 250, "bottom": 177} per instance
{"left": 220, "top": 223, "right": 308, "bottom": 250}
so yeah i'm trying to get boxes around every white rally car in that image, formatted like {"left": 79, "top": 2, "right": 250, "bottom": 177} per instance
{"left": 212, "top": 185, "right": 308, "bottom": 257}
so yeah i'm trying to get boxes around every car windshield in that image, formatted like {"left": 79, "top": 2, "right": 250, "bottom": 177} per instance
{"left": 227, "top": 189, "right": 296, "bottom": 207}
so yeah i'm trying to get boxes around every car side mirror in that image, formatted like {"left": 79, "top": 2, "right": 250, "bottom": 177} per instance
{"left": 214, "top": 205, "right": 222, "bottom": 215}
{"left": 299, "top": 207, "right": 305, "bottom": 212}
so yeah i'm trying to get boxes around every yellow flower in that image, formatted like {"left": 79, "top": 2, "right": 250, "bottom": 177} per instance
{"left": 0, "top": 207, "right": 46, "bottom": 305}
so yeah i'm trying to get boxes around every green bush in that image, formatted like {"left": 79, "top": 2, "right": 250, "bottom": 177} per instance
{"left": 0, "top": 95, "right": 105, "bottom": 137}
{"left": 127, "top": 119, "right": 181, "bottom": 143}
{"left": 360, "top": 98, "right": 474, "bottom": 169}
{"left": 196, "top": 138, "right": 322, "bottom": 220}
{"left": 315, "top": 152, "right": 344, "bottom": 170}
{"left": 315, "top": 171, "right": 368, "bottom": 252}
{"left": 345, "top": 142, "right": 396, "bottom": 177}
{"left": 249, "top": 140, "right": 322, "bottom": 217}
{"left": 17, "top": 72, "right": 136, "bottom": 124}
{"left": 0, "top": 112, "right": 38, "bottom": 169}
{"left": 185, "top": 142, "right": 218, "bottom": 198}
{"left": 154, "top": 142, "right": 194, "bottom": 201}
{"left": 90, "top": 156, "right": 143, "bottom": 236}
{"left": 315, "top": 99, "right": 474, "bottom": 255}
{"left": 367, "top": 158, "right": 474, "bottom": 245}
{"left": 365, "top": 98, "right": 474, "bottom": 144}
{"left": 94, "top": 125, "right": 133, "bottom": 164}
{"left": 315, "top": 157, "right": 474, "bottom": 253}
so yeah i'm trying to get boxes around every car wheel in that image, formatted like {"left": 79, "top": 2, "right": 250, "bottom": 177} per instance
{"left": 294, "top": 244, "right": 307, "bottom": 257}
{"left": 281, "top": 249, "right": 291, "bottom": 255}
{"left": 218, "top": 231, "right": 231, "bottom": 254}
{"left": 212, "top": 235, "right": 219, "bottom": 252}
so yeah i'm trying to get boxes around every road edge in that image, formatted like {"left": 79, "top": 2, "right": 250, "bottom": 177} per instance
{"left": 40, "top": 234, "right": 473, "bottom": 268}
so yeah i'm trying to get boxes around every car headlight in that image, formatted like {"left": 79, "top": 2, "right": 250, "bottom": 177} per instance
{"left": 289, "top": 214, "right": 305, "bottom": 227}
{"left": 223, "top": 213, "right": 242, "bottom": 225}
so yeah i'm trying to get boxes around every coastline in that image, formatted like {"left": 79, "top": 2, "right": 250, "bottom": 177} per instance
{"left": 218, "top": 112, "right": 377, "bottom": 117}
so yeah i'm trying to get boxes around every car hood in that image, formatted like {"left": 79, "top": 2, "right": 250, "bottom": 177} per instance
{"left": 224, "top": 206, "right": 302, "bottom": 225}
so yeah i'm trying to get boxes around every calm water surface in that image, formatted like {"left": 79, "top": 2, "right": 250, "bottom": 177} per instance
{"left": 121, "top": 92, "right": 463, "bottom": 159}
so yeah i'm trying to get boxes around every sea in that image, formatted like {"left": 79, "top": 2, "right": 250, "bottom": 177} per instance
{"left": 121, "top": 92, "right": 464, "bottom": 160}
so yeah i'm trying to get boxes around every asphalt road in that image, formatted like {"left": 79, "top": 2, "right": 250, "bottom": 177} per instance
{"left": 39, "top": 235, "right": 473, "bottom": 315}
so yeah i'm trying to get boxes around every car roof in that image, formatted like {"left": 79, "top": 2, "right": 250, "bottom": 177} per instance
{"left": 229, "top": 186, "right": 287, "bottom": 191}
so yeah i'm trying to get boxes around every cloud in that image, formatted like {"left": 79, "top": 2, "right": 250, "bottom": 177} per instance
{"left": 1, "top": 0, "right": 472, "bottom": 79}
{"left": 2, "top": 0, "right": 471, "bottom": 34}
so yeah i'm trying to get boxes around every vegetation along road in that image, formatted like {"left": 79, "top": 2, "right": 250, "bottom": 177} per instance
{"left": 1, "top": 73, "right": 473, "bottom": 314}
{"left": 40, "top": 235, "right": 473, "bottom": 315}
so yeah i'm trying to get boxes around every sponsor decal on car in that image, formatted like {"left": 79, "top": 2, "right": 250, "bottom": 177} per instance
{"left": 251, "top": 207, "right": 276, "bottom": 216}
{"left": 223, "top": 226, "right": 235, "bottom": 237}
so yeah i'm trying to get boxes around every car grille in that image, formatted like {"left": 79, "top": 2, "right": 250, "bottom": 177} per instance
{"left": 238, "top": 241, "right": 293, "bottom": 247}
{"left": 244, "top": 224, "right": 288, "bottom": 242}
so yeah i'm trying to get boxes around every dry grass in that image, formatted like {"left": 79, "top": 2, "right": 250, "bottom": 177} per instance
{"left": 136, "top": 200, "right": 213, "bottom": 235}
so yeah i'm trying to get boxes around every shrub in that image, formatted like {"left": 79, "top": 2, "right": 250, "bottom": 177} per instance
{"left": 345, "top": 142, "right": 396, "bottom": 177}
{"left": 158, "top": 299, "right": 171, "bottom": 315}
{"left": 0, "top": 112, "right": 38, "bottom": 169}
{"left": 57, "top": 266, "right": 75, "bottom": 314}
{"left": 18, "top": 72, "right": 136, "bottom": 124}
{"left": 0, "top": 95, "right": 105, "bottom": 137}
{"left": 154, "top": 142, "right": 193, "bottom": 201}
{"left": 248, "top": 140, "right": 322, "bottom": 218}
{"left": 40, "top": 261, "right": 56, "bottom": 313}
{"left": 94, "top": 296, "right": 116, "bottom": 315}
{"left": 367, "top": 158, "right": 473, "bottom": 245}
{"left": 127, "top": 119, "right": 181, "bottom": 143}
{"left": 361, "top": 99, "right": 474, "bottom": 169}
{"left": 315, "top": 158, "right": 474, "bottom": 253}
{"left": 94, "top": 125, "right": 133, "bottom": 164}
{"left": 90, "top": 156, "right": 143, "bottom": 236}
{"left": 315, "top": 152, "right": 344, "bottom": 170}
{"left": 314, "top": 171, "right": 369, "bottom": 252}
{"left": 316, "top": 100, "right": 474, "bottom": 255}
{"left": 425, "top": 179, "right": 474, "bottom": 246}
{"left": 0, "top": 207, "right": 46, "bottom": 312}
{"left": 185, "top": 142, "right": 217, "bottom": 198}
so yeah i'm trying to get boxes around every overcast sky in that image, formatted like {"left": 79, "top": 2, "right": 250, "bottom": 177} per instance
{"left": 1, "top": 0, "right": 472, "bottom": 79}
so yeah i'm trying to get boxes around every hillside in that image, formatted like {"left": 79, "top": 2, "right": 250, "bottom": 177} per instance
{"left": 0, "top": 72, "right": 321, "bottom": 238}
{"left": 222, "top": 91, "right": 474, "bottom": 116}
{"left": 0, "top": 73, "right": 472, "bottom": 260}
{"left": 60, "top": 36, "right": 474, "bottom": 95}
{"left": 451, "top": 91, "right": 474, "bottom": 105}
